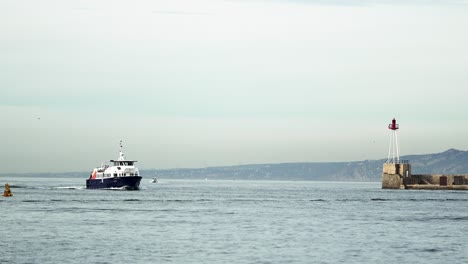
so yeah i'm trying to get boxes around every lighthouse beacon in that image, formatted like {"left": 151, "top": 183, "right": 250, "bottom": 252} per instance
{"left": 382, "top": 118, "right": 412, "bottom": 189}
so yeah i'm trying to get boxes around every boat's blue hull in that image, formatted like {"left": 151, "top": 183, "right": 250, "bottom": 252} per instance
{"left": 86, "top": 176, "right": 142, "bottom": 190}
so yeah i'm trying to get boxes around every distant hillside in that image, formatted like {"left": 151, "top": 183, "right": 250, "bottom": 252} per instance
{"left": 403, "top": 149, "right": 468, "bottom": 174}
{"left": 4, "top": 149, "right": 468, "bottom": 181}
{"left": 143, "top": 149, "right": 468, "bottom": 182}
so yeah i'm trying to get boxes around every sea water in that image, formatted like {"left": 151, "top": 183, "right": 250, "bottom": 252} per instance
{"left": 1, "top": 177, "right": 467, "bottom": 264}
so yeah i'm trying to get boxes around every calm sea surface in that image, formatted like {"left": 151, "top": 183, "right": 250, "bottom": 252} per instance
{"left": 1, "top": 177, "right": 467, "bottom": 264}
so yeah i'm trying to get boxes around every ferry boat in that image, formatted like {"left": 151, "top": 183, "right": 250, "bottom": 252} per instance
{"left": 86, "top": 141, "right": 142, "bottom": 190}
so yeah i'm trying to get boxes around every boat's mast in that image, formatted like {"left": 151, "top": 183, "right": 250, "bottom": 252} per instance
{"left": 119, "top": 140, "right": 125, "bottom": 161}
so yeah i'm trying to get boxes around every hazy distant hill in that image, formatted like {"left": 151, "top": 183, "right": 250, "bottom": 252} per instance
{"left": 144, "top": 149, "right": 468, "bottom": 182}
{"left": 4, "top": 149, "right": 468, "bottom": 182}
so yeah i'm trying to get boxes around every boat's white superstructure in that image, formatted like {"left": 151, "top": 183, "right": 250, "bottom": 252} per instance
{"left": 91, "top": 149, "right": 140, "bottom": 180}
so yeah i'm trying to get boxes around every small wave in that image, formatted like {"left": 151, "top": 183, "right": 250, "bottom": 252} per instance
{"left": 23, "top": 199, "right": 68, "bottom": 203}
{"left": 408, "top": 198, "right": 442, "bottom": 201}
{"left": 22, "top": 200, "right": 42, "bottom": 203}
{"left": 229, "top": 199, "right": 265, "bottom": 202}
{"left": 171, "top": 198, "right": 218, "bottom": 202}
{"left": 7, "top": 185, "right": 28, "bottom": 188}
{"left": 85, "top": 208, "right": 161, "bottom": 212}
{"left": 55, "top": 186, "right": 85, "bottom": 190}
{"left": 450, "top": 216, "right": 468, "bottom": 221}
{"left": 166, "top": 199, "right": 193, "bottom": 203}
{"left": 407, "top": 198, "right": 468, "bottom": 202}
{"left": 336, "top": 199, "right": 362, "bottom": 202}
{"left": 371, "top": 198, "right": 390, "bottom": 201}
{"left": 421, "top": 248, "right": 442, "bottom": 253}
{"left": 426, "top": 216, "right": 468, "bottom": 221}
{"left": 396, "top": 215, "right": 468, "bottom": 222}
{"left": 310, "top": 199, "right": 327, "bottom": 202}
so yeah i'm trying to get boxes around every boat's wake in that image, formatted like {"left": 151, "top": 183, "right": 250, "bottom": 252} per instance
{"left": 102, "top": 186, "right": 140, "bottom": 191}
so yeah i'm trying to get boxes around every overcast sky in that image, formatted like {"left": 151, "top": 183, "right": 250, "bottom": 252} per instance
{"left": 1, "top": 0, "right": 468, "bottom": 173}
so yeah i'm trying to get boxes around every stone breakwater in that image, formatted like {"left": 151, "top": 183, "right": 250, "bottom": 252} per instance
{"left": 382, "top": 163, "right": 468, "bottom": 190}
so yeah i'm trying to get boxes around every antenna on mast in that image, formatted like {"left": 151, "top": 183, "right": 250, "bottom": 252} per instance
{"left": 119, "top": 140, "right": 125, "bottom": 161}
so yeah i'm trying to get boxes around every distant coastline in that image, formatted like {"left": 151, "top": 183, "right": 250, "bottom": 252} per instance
{"left": 3, "top": 149, "right": 468, "bottom": 182}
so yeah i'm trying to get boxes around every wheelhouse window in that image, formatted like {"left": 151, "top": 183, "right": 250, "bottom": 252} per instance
{"left": 111, "top": 160, "right": 135, "bottom": 166}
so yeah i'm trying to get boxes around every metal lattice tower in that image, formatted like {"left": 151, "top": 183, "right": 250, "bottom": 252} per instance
{"left": 387, "top": 118, "right": 400, "bottom": 164}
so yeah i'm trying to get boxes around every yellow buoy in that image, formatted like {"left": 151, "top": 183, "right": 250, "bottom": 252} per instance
{"left": 2, "top": 183, "right": 12, "bottom": 197}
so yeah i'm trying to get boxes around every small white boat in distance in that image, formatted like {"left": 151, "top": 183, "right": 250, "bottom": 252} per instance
{"left": 150, "top": 177, "right": 158, "bottom": 183}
